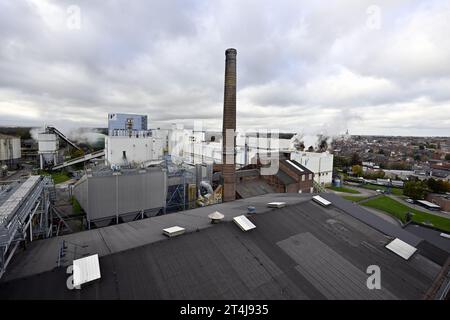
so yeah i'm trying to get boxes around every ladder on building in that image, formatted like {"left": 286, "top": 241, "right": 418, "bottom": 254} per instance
{"left": 313, "top": 180, "right": 327, "bottom": 193}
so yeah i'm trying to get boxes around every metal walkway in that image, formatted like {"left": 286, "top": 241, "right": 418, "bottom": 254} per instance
{"left": 47, "top": 126, "right": 81, "bottom": 151}
{"left": 52, "top": 150, "right": 105, "bottom": 171}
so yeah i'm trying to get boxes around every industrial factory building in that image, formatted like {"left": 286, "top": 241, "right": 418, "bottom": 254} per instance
{"left": 0, "top": 134, "right": 21, "bottom": 170}
{"left": 235, "top": 154, "right": 314, "bottom": 199}
{"left": 105, "top": 130, "right": 164, "bottom": 167}
{"left": 290, "top": 151, "right": 334, "bottom": 186}
{"left": 0, "top": 48, "right": 449, "bottom": 302}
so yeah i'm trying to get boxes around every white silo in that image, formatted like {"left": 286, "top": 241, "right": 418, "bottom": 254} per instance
{"left": 38, "top": 130, "right": 59, "bottom": 170}
{"left": 0, "top": 134, "right": 22, "bottom": 169}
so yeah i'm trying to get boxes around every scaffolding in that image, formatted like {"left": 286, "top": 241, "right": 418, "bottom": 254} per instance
{"left": 166, "top": 169, "right": 195, "bottom": 212}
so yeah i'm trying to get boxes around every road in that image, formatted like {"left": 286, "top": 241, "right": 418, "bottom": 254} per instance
{"left": 326, "top": 185, "right": 378, "bottom": 198}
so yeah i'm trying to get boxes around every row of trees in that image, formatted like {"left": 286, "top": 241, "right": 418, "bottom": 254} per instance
{"left": 403, "top": 178, "right": 450, "bottom": 200}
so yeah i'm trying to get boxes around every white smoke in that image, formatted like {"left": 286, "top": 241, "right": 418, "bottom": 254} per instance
{"left": 28, "top": 126, "right": 105, "bottom": 146}
{"left": 29, "top": 127, "right": 43, "bottom": 141}
{"left": 67, "top": 128, "right": 106, "bottom": 145}
{"left": 289, "top": 109, "right": 360, "bottom": 152}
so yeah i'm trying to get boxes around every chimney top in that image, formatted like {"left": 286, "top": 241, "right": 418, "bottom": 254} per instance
{"left": 225, "top": 48, "right": 237, "bottom": 56}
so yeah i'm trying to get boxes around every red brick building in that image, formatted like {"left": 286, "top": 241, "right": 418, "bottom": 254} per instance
{"left": 234, "top": 153, "right": 314, "bottom": 199}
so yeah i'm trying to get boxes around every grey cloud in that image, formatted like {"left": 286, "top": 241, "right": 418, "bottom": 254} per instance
{"left": 0, "top": 0, "right": 449, "bottom": 136}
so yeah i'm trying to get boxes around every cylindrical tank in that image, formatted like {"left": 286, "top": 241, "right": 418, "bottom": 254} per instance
{"left": 333, "top": 178, "right": 342, "bottom": 188}
{"left": 0, "top": 134, "right": 21, "bottom": 168}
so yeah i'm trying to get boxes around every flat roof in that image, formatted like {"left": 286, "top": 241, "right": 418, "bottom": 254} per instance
{"left": 0, "top": 193, "right": 445, "bottom": 299}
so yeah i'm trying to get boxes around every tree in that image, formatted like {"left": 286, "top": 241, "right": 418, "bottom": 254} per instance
{"left": 350, "top": 153, "right": 362, "bottom": 166}
{"left": 334, "top": 156, "right": 350, "bottom": 168}
{"left": 352, "top": 165, "right": 363, "bottom": 177}
{"left": 427, "top": 178, "right": 450, "bottom": 194}
{"left": 70, "top": 148, "right": 85, "bottom": 159}
{"left": 363, "top": 170, "right": 385, "bottom": 179}
{"left": 445, "top": 153, "right": 450, "bottom": 161}
{"left": 404, "top": 180, "right": 429, "bottom": 200}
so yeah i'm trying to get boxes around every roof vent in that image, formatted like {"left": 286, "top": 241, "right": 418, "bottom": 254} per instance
{"left": 247, "top": 206, "right": 256, "bottom": 214}
{"left": 312, "top": 195, "right": 331, "bottom": 207}
{"left": 233, "top": 215, "right": 256, "bottom": 232}
{"left": 72, "top": 254, "right": 101, "bottom": 288}
{"left": 208, "top": 211, "right": 224, "bottom": 224}
{"left": 163, "top": 226, "right": 185, "bottom": 237}
{"left": 385, "top": 238, "right": 417, "bottom": 260}
{"left": 267, "top": 202, "right": 286, "bottom": 208}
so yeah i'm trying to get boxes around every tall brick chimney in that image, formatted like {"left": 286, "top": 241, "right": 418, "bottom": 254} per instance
{"left": 222, "top": 48, "right": 237, "bottom": 202}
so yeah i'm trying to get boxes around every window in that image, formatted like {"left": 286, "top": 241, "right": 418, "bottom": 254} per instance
{"left": 302, "top": 175, "right": 305, "bottom": 182}
{"left": 309, "top": 174, "right": 312, "bottom": 180}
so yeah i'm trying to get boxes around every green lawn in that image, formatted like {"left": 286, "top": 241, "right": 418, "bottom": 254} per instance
{"left": 40, "top": 171, "right": 71, "bottom": 184}
{"left": 51, "top": 172, "right": 71, "bottom": 184}
{"left": 71, "top": 196, "right": 83, "bottom": 215}
{"left": 342, "top": 195, "right": 369, "bottom": 202}
{"left": 327, "top": 186, "right": 360, "bottom": 194}
{"left": 362, "top": 196, "right": 450, "bottom": 232}
{"left": 358, "top": 184, "right": 403, "bottom": 196}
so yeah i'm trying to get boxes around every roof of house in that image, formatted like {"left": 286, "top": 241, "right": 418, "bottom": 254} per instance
{"left": 431, "top": 169, "right": 450, "bottom": 178}
{"left": 281, "top": 159, "right": 313, "bottom": 176}
{"left": 276, "top": 169, "right": 296, "bottom": 185}
{"left": 0, "top": 193, "right": 447, "bottom": 300}
{"left": 235, "top": 179, "right": 275, "bottom": 198}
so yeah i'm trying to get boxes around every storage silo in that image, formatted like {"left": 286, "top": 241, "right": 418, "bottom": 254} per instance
{"left": 0, "top": 134, "right": 21, "bottom": 169}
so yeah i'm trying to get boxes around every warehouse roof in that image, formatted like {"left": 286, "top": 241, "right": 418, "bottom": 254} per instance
{"left": 0, "top": 193, "right": 447, "bottom": 299}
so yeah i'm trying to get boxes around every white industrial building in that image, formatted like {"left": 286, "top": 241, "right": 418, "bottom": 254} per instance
{"left": 289, "top": 151, "right": 334, "bottom": 186}
{"left": 0, "top": 134, "right": 21, "bottom": 169}
{"left": 105, "top": 130, "right": 164, "bottom": 167}
{"left": 167, "top": 126, "right": 334, "bottom": 186}
{"left": 168, "top": 125, "right": 291, "bottom": 166}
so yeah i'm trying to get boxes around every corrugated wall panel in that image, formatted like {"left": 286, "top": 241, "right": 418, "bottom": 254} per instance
{"left": 74, "top": 169, "right": 167, "bottom": 223}
{"left": 118, "top": 174, "right": 144, "bottom": 214}
{"left": 88, "top": 176, "right": 117, "bottom": 221}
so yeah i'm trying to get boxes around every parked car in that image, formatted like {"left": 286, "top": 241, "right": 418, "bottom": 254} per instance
{"left": 405, "top": 198, "right": 414, "bottom": 204}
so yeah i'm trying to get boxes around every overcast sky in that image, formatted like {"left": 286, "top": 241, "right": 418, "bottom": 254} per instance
{"left": 0, "top": 0, "right": 449, "bottom": 136}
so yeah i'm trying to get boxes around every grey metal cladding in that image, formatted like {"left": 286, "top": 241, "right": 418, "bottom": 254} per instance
{"left": 118, "top": 174, "right": 143, "bottom": 214}
{"left": 89, "top": 175, "right": 116, "bottom": 220}
{"left": 75, "top": 169, "right": 167, "bottom": 222}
